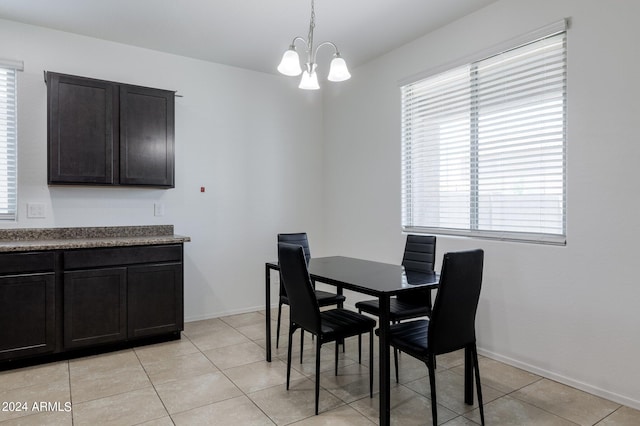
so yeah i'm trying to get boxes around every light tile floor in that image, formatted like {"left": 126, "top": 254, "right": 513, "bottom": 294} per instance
{"left": 0, "top": 308, "right": 638, "bottom": 425}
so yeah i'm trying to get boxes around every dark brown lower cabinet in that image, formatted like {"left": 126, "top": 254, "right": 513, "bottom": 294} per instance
{"left": 128, "top": 263, "right": 183, "bottom": 338}
{"left": 0, "top": 244, "right": 184, "bottom": 367}
{"left": 0, "top": 273, "right": 56, "bottom": 361}
{"left": 63, "top": 268, "right": 127, "bottom": 349}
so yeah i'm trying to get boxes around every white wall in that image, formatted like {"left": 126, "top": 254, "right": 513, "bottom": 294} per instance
{"left": 0, "top": 18, "right": 325, "bottom": 320}
{"left": 322, "top": 0, "right": 640, "bottom": 410}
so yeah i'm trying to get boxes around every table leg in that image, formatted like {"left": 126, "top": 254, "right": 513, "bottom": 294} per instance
{"left": 265, "top": 264, "right": 272, "bottom": 362}
{"left": 379, "top": 295, "right": 391, "bottom": 426}
{"left": 464, "top": 346, "right": 473, "bottom": 404}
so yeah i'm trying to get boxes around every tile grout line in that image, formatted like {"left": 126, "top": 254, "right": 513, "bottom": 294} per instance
{"left": 504, "top": 376, "right": 619, "bottom": 426}
{"left": 157, "top": 332, "right": 245, "bottom": 420}
{"left": 227, "top": 313, "right": 367, "bottom": 422}
{"left": 192, "top": 329, "right": 280, "bottom": 425}
{"left": 175, "top": 325, "right": 285, "bottom": 423}
{"left": 0, "top": 361, "right": 74, "bottom": 424}
{"left": 68, "top": 360, "right": 75, "bottom": 426}
{"left": 132, "top": 346, "right": 176, "bottom": 425}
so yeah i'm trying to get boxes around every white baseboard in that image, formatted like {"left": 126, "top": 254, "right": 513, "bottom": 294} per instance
{"left": 184, "top": 304, "right": 267, "bottom": 323}
{"left": 478, "top": 347, "right": 640, "bottom": 411}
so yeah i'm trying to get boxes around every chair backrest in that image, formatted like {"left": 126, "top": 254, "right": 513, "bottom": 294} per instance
{"left": 277, "top": 233, "right": 311, "bottom": 299}
{"left": 428, "top": 249, "right": 484, "bottom": 355}
{"left": 277, "top": 243, "right": 321, "bottom": 333}
{"left": 397, "top": 235, "right": 436, "bottom": 303}
{"left": 277, "top": 233, "right": 311, "bottom": 264}
{"left": 402, "top": 235, "right": 436, "bottom": 272}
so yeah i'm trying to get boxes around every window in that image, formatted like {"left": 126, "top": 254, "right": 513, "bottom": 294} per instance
{"left": 401, "top": 23, "right": 566, "bottom": 244}
{"left": 0, "top": 59, "right": 20, "bottom": 221}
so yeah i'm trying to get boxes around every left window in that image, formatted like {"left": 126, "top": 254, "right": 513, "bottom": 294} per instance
{"left": 0, "top": 59, "right": 21, "bottom": 221}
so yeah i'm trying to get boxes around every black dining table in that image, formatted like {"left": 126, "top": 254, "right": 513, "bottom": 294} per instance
{"left": 265, "top": 255, "right": 475, "bottom": 425}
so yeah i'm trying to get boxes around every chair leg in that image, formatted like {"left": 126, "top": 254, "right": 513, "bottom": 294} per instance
{"left": 335, "top": 340, "right": 339, "bottom": 376}
{"left": 427, "top": 355, "right": 438, "bottom": 426}
{"left": 472, "top": 344, "right": 485, "bottom": 425}
{"left": 276, "top": 302, "right": 283, "bottom": 348}
{"left": 394, "top": 347, "right": 399, "bottom": 383}
{"left": 300, "top": 330, "right": 304, "bottom": 363}
{"left": 393, "top": 320, "right": 402, "bottom": 363}
{"left": 391, "top": 320, "right": 401, "bottom": 383}
{"left": 286, "top": 326, "right": 295, "bottom": 390}
{"left": 369, "top": 330, "right": 374, "bottom": 398}
{"left": 315, "top": 341, "right": 321, "bottom": 415}
{"left": 357, "top": 309, "right": 362, "bottom": 364}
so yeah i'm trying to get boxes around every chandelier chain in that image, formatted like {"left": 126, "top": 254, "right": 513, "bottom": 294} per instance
{"left": 307, "top": 0, "right": 316, "bottom": 61}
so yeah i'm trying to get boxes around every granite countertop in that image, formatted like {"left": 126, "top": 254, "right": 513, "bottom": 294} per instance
{"left": 0, "top": 225, "right": 191, "bottom": 252}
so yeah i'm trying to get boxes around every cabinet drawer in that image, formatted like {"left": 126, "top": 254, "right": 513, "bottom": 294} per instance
{"left": 64, "top": 244, "right": 182, "bottom": 269}
{"left": 0, "top": 252, "right": 55, "bottom": 275}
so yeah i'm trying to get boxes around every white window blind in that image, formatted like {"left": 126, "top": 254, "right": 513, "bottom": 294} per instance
{"left": 0, "top": 60, "right": 19, "bottom": 221}
{"left": 401, "top": 29, "right": 566, "bottom": 244}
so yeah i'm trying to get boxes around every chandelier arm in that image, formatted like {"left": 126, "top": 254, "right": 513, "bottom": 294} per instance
{"left": 312, "top": 41, "right": 340, "bottom": 63}
{"left": 289, "top": 36, "right": 312, "bottom": 68}
{"left": 290, "top": 36, "right": 308, "bottom": 48}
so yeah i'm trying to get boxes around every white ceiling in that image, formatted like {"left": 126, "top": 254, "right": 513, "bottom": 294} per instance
{"left": 0, "top": 0, "right": 497, "bottom": 74}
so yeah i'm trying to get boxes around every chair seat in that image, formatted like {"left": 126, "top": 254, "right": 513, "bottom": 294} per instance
{"left": 320, "top": 309, "right": 376, "bottom": 342}
{"left": 281, "top": 289, "right": 345, "bottom": 307}
{"left": 355, "top": 297, "right": 430, "bottom": 321}
{"left": 315, "top": 289, "right": 346, "bottom": 306}
{"left": 383, "top": 319, "right": 430, "bottom": 357}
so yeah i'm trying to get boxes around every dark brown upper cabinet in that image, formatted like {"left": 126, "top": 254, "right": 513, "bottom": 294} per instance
{"left": 120, "top": 85, "right": 175, "bottom": 187}
{"left": 47, "top": 72, "right": 175, "bottom": 188}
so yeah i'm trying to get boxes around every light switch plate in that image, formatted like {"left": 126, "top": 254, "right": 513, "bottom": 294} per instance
{"left": 27, "top": 203, "right": 46, "bottom": 218}
{"left": 154, "top": 202, "right": 165, "bottom": 217}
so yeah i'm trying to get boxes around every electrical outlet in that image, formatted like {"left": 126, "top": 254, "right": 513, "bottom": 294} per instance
{"left": 27, "top": 203, "right": 46, "bottom": 218}
{"left": 154, "top": 202, "right": 165, "bottom": 217}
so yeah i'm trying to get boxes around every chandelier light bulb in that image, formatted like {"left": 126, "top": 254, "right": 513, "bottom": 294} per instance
{"left": 327, "top": 55, "right": 351, "bottom": 82}
{"left": 277, "top": 47, "right": 302, "bottom": 76}
{"left": 299, "top": 64, "right": 320, "bottom": 90}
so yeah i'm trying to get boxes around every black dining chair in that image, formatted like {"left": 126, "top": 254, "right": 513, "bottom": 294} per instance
{"left": 356, "top": 235, "right": 436, "bottom": 373}
{"left": 278, "top": 242, "right": 376, "bottom": 415}
{"left": 383, "top": 249, "right": 485, "bottom": 426}
{"left": 276, "top": 233, "right": 346, "bottom": 353}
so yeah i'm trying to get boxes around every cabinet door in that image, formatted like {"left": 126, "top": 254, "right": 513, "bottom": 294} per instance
{"left": 128, "top": 263, "right": 183, "bottom": 338}
{"left": 64, "top": 268, "right": 126, "bottom": 349}
{"left": 47, "top": 72, "right": 118, "bottom": 184}
{"left": 120, "top": 85, "right": 175, "bottom": 187}
{"left": 0, "top": 273, "right": 55, "bottom": 361}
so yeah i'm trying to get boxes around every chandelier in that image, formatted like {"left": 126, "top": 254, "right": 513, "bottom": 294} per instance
{"left": 277, "top": 0, "right": 351, "bottom": 90}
